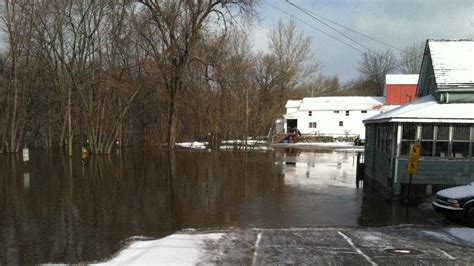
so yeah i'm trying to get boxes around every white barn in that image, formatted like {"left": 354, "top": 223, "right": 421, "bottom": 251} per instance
{"left": 283, "top": 97, "right": 386, "bottom": 139}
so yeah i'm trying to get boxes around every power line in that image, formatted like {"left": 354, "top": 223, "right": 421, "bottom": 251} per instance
{"left": 266, "top": 2, "right": 367, "bottom": 54}
{"left": 286, "top": 0, "right": 406, "bottom": 53}
{"left": 323, "top": 53, "right": 426, "bottom": 95}
{"left": 285, "top": 0, "right": 374, "bottom": 53}
{"left": 266, "top": 2, "right": 425, "bottom": 95}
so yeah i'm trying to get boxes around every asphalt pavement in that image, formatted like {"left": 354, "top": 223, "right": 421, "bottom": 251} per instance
{"left": 192, "top": 226, "right": 474, "bottom": 265}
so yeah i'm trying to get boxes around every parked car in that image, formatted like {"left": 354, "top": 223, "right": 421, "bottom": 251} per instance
{"left": 433, "top": 182, "right": 474, "bottom": 226}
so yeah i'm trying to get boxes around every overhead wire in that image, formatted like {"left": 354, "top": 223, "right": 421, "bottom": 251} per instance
{"left": 265, "top": 1, "right": 425, "bottom": 95}
{"left": 285, "top": 0, "right": 374, "bottom": 53}
{"left": 266, "top": 2, "right": 367, "bottom": 54}
{"left": 286, "top": 0, "right": 407, "bottom": 53}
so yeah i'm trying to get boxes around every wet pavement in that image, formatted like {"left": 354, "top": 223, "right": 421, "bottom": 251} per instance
{"left": 188, "top": 226, "right": 474, "bottom": 265}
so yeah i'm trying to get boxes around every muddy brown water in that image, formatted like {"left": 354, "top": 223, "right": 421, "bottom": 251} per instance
{"left": 0, "top": 148, "right": 441, "bottom": 264}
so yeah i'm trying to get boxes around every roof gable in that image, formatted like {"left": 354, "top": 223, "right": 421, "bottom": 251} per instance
{"left": 418, "top": 40, "right": 474, "bottom": 96}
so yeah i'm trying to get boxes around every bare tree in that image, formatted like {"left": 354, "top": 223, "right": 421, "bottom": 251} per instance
{"left": 399, "top": 41, "right": 424, "bottom": 74}
{"left": 136, "top": 0, "right": 257, "bottom": 149}
{"left": 357, "top": 49, "right": 397, "bottom": 96}
{"left": 1, "top": 0, "right": 33, "bottom": 153}
{"left": 254, "top": 19, "right": 319, "bottom": 134}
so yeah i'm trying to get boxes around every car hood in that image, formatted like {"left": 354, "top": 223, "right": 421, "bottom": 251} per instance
{"left": 437, "top": 182, "right": 474, "bottom": 199}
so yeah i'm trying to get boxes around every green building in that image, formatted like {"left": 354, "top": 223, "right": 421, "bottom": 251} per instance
{"left": 363, "top": 39, "right": 474, "bottom": 196}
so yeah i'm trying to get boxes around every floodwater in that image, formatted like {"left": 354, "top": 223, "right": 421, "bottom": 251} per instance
{"left": 0, "top": 147, "right": 441, "bottom": 264}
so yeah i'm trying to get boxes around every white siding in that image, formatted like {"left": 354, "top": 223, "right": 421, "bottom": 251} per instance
{"left": 294, "top": 109, "right": 381, "bottom": 139}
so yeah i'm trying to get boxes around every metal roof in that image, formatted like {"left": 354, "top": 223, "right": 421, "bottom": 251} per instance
{"left": 428, "top": 39, "right": 474, "bottom": 89}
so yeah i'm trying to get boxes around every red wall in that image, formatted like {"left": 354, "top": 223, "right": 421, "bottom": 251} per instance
{"left": 386, "top": 84, "right": 417, "bottom": 105}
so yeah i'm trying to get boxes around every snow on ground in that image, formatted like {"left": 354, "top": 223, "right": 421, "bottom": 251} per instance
{"left": 447, "top": 228, "right": 474, "bottom": 247}
{"left": 176, "top": 140, "right": 269, "bottom": 151}
{"left": 219, "top": 145, "right": 270, "bottom": 151}
{"left": 422, "top": 227, "right": 474, "bottom": 247}
{"left": 221, "top": 140, "right": 267, "bottom": 145}
{"left": 96, "top": 233, "right": 224, "bottom": 265}
{"left": 175, "top": 142, "right": 208, "bottom": 149}
{"left": 274, "top": 142, "right": 362, "bottom": 149}
{"left": 96, "top": 227, "right": 474, "bottom": 265}
{"left": 290, "top": 142, "right": 354, "bottom": 146}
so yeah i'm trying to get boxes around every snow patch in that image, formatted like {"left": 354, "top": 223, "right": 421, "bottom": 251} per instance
{"left": 97, "top": 233, "right": 224, "bottom": 265}
{"left": 221, "top": 140, "right": 267, "bottom": 145}
{"left": 175, "top": 142, "right": 208, "bottom": 149}
{"left": 219, "top": 145, "right": 270, "bottom": 151}
{"left": 447, "top": 228, "right": 474, "bottom": 247}
{"left": 421, "top": 230, "right": 456, "bottom": 243}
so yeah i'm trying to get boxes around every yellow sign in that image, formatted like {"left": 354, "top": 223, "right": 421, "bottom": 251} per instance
{"left": 408, "top": 144, "right": 421, "bottom": 159}
{"left": 407, "top": 144, "right": 421, "bottom": 174}
{"left": 407, "top": 157, "right": 419, "bottom": 174}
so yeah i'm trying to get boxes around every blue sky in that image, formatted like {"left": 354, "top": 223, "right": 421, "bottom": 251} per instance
{"left": 251, "top": 0, "right": 474, "bottom": 82}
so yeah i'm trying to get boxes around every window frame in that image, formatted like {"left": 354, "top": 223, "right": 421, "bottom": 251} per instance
{"left": 399, "top": 123, "right": 474, "bottom": 159}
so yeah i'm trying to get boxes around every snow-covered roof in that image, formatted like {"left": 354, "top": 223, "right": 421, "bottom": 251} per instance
{"left": 286, "top": 100, "right": 302, "bottom": 108}
{"left": 364, "top": 95, "right": 474, "bottom": 124}
{"left": 428, "top": 39, "right": 474, "bottom": 89}
{"left": 386, "top": 74, "right": 419, "bottom": 85}
{"left": 298, "top": 96, "right": 385, "bottom": 111}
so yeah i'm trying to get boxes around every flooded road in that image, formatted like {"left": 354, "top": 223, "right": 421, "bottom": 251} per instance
{"left": 0, "top": 148, "right": 441, "bottom": 264}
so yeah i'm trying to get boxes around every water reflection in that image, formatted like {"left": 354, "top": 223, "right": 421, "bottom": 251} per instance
{"left": 0, "top": 148, "right": 441, "bottom": 264}
{"left": 274, "top": 147, "right": 357, "bottom": 189}
{"left": 0, "top": 150, "right": 282, "bottom": 264}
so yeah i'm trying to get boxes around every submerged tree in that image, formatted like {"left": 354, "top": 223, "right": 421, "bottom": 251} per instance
{"left": 136, "top": 0, "right": 257, "bottom": 149}
{"left": 0, "top": 0, "right": 34, "bottom": 153}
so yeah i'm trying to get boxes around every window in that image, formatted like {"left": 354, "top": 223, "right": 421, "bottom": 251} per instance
{"left": 334, "top": 110, "right": 339, "bottom": 114}
{"left": 420, "top": 124, "right": 434, "bottom": 156}
{"left": 309, "top": 122, "right": 317, "bottom": 128}
{"left": 452, "top": 125, "right": 470, "bottom": 158}
{"left": 345, "top": 111, "right": 350, "bottom": 116}
{"left": 308, "top": 111, "right": 312, "bottom": 117}
{"left": 339, "top": 121, "right": 343, "bottom": 127}
{"left": 361, "top": 110, "right": 367, "bottom": 113}
{"left": 401, "top": 123, "right": 416, "bottom": 155}
{"left": 435, "top": 125, "right": 449, "bottom": 157}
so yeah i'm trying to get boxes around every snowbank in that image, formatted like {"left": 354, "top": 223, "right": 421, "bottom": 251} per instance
{"left": 97, "top": 233, "right": 224, "bottom": 265}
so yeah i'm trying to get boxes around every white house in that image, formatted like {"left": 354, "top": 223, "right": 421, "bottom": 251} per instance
{"left": 283, "top": 96, "right": 386, "bottom": 139}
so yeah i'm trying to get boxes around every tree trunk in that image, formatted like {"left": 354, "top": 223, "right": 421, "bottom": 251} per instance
{"left": 167, "top": 100, "right": 178, "bottom": 149}
{"left": 67, "top": 86, "right": 73, "bottom": 157}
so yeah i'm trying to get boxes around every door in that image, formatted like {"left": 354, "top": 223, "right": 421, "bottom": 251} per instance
{"left": 287, "top": 119, "right": 297, "bottom": 131}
